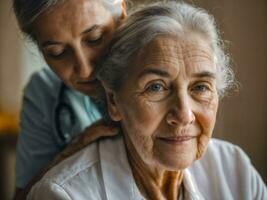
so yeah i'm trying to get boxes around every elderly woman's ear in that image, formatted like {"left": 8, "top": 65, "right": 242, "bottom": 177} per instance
{"left": 105, "top": 88, "right": 122, "bottom": 122}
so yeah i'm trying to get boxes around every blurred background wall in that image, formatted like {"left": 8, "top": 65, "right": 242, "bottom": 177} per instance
{"left": 0, "top": 0, "right": 266, "bottom": 199}
{"left": 0, "top": 1, "right": 45, "bottom": 199}
{"left": 191, "top": 0, "right": 267, "bottom": 183}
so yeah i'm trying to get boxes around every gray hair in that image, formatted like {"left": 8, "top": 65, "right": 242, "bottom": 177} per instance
{"left": 97, "top": 1, "right": 235, "bottom": 98}
{"left": 12, "top": 0, "right": 124, "bottom": 41}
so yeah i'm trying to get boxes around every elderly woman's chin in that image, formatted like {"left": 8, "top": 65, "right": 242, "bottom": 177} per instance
{"left": 153, "top": 138, "right": 200, "bottom": 170}
{"left": 124, "top": 129, "right": 205, "bottom": 171}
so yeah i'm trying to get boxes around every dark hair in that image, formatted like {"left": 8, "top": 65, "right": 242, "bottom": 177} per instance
{"left": 12, "top": 0, "right": 124, "bottom": 41}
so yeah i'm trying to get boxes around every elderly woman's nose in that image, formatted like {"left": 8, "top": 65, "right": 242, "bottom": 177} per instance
{"left": 166, "top": 97, "right": 195, "bottom": 126}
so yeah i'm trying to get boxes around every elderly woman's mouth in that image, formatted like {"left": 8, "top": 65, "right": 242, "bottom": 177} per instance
{"left": 157, "top": 136, "right": 197, "bottom": 144}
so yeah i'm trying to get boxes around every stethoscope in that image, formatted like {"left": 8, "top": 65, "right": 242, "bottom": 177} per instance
{"left": 54, "top": 83, "right": 115, "bottom": 144}
{"left": 54, "top": 84, "right": 76, "bottom": 144}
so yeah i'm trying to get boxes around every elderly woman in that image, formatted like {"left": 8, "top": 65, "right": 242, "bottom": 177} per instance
{"left": 27, "top": 2, "right": 267, "bottom": 200}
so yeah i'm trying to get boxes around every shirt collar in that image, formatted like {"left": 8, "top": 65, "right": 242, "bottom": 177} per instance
{"left": 183, "top": 169, "right": 205, "bottom": 200}
{"left": 99, "top": 136, "right": 144, "bottom": 200}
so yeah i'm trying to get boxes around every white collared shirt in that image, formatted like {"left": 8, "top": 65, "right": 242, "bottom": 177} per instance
{"left": 27, "top": 137, "right": 267, "bottom": 200}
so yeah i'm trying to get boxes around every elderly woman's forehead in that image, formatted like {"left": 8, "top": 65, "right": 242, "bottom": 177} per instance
{"left": 137, "top": 35, "right": 214, "bottom": 63}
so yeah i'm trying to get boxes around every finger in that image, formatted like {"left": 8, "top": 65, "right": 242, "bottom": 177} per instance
{"left": 81, "top": 127, "right": 119, "bottom": 145}
{"left": 83, "top": 123, "right": 118, "bottom": 138}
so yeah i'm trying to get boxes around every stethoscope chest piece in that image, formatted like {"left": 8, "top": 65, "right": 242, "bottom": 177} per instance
{"left": 55, "top": 84, "right": 76, "bottom": 144}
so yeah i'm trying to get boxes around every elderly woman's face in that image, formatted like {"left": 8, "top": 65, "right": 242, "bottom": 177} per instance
{"left": 109, "top": 34, "right": 218, "bottom": 171}
{"left": 34, "top": 0, "right": 125, "bottom": 96}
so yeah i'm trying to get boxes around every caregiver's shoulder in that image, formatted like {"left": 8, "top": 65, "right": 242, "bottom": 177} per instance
{"left": 27, "top": 141, "right": 101, "bottom": 199}
{"left": 23, "top": 67, "right": 61, "bottom": 98}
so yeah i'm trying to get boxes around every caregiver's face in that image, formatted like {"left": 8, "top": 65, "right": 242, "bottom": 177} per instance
{"left": 112, "top": 34, "right": 219, "bottom": 171}
{"left": 34, "top": 0, "right": 125, "bottom": 97}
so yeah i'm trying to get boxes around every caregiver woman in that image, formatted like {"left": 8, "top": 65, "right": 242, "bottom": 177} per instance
{"left": 12, "top": 0, "right": 126, "bottom": 190}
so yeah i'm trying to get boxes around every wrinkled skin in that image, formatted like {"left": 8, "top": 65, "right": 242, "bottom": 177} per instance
{"left": 33, "top": 0, "right": 126, "bottom": 97}
{"left": 106, "top": 34, "right": 219, "bottom": 199}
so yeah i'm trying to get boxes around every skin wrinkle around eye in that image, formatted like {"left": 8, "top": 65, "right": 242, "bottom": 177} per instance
{"left": 144, "top": 88, "right": 170, "bottom": 103}
{"left": 135, "top": 67, "right": 216, "bottom": 104}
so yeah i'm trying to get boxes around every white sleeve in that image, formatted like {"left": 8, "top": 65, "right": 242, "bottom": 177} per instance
{"left": 250, "top": 163, "right": 267, "bottom": 199}
{"left": 27, "top": 181, "right": 72, "bottom": 200}
{"left": 232, "top": 144, "right": 267, "bottom": 200}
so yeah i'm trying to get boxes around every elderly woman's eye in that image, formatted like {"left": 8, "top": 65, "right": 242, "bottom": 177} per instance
{"left": 147, "top": 83, "right": 165, "bottom": 92}
{"left": 143, "top": 81, "right": 171, "bottom": 101}
{"left": 191, "top": 83, "right": 213, "bottom": 98}
{"left": 194, "top": 84, "right": 208, "bottom": 92}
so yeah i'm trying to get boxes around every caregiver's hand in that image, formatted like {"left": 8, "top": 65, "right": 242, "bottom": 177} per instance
{"left": 51, "top": 120, "right": 118, "bottom": 169}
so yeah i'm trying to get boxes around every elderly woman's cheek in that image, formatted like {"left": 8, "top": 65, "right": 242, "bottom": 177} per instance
{"left": 121, "top": 99, "right": 166, "bottom": 165}
{"left": 126, "top": 97, "right": 161, "bottom": 129}
{"left": 195, "top": 97, "right": 218, "bottom": 160}
{"left": 122, "top": 98, "right": 160, "bottom": 135}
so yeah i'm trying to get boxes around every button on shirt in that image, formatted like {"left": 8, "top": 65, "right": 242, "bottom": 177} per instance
{"left": 27, "top": 137, "right": 267, "bottom": 200}
{"left": 16, "top": 68, "right": 101, "bottom": 188}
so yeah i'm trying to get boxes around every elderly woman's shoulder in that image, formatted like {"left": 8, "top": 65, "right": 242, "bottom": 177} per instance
{"left": 189, "top": 138, "right": 266, "bottom": 199}
{"left": 209, "top": 138, "right": 250, "bottom": 161}
{"left": 27, "top": 141, "right": 102, "bottom": 200}
{"left": 197, "top": 138, "right": 252, "bottom": 171}
{"left": 27, "top": 136, "right": 127, "bottom": 199}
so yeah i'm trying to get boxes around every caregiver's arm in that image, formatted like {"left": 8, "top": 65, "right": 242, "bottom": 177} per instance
{"left": 16, "top": 69, "right": 61, "bottom": 190}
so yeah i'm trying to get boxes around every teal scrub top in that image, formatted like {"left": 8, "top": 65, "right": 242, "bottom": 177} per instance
{"left": 15, "top": 68, "right": 101, "bottom": 188}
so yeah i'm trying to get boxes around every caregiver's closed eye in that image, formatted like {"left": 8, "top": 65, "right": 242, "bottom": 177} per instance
{"left": 84, "top": 35, "right": 104, "bottom": 45}
{"left": 43, "top": 45, "right": 67, "bottom": 60}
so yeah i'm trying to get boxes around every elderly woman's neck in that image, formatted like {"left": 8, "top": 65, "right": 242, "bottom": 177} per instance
{"left": 124, "top": 136, "right": 183, "bottom": 200}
